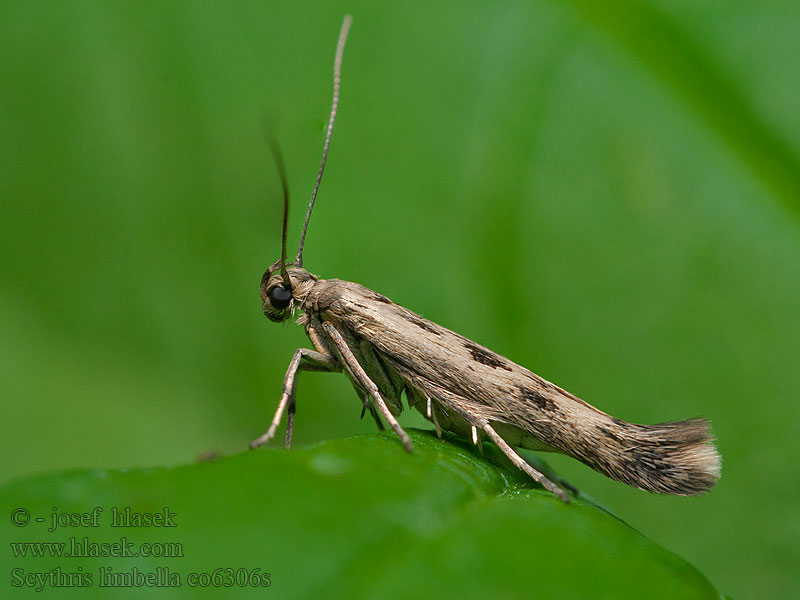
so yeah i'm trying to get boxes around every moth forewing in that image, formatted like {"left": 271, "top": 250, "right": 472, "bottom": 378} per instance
{"left": 252, "top": 16, "right": 721, "bottom": 502}
{"left": 303, "top": 277, "right": 720, "bottom": 497}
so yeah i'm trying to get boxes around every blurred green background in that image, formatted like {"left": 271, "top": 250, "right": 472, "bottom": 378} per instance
{"left": 1, "top": 1, "right": 798, "bottom": 597}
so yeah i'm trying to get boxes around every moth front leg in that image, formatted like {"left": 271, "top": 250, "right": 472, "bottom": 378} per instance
{"left": 322, "top": 321, "right": 413, "bottom": 452}
{"left": 249, "top": 348, "right": 339, "bottom": 450}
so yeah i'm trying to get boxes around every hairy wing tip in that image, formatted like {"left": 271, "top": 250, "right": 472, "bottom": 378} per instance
{"left": 602, "top": 417, "right": 722, "bottom": 495}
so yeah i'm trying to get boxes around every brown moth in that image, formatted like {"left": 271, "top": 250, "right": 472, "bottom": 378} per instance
{"left": 250, "top": 15, "right": 721, "bottom": 502}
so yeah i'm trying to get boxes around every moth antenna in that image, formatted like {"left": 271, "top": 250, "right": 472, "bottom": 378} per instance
{"left": 264, "top": 126, "right": 291, "bottom": 287}
{"left": 295, "top": 14, "right": 353, "bottom": 268}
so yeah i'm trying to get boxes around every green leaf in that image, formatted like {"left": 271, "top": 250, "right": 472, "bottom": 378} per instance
{"left": 2, "top": 431, "right": 722, "bottom": 599}
{"left": 1, "top": 2, "right": 797, "bottom": 598}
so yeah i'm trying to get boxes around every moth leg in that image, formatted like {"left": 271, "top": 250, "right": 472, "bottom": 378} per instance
{"left": 359, "top": 394, "right": 387, "bottom": 431}
{"left": 471, "top": 425, "right": 484, "bottom": 456}
{"left": 431, "top": 405, "right": 442, "bottom": 438}
{"left": 406, "top": 386, "right": 442, "bottom": 438}
{"left": 368, "top": 404, "right": 385, "bottom": 431}
{"left": 249, "top": 348, "right": 339, "bottom": 450}
{"left": 422, "top": 393, "right": 444, "bottom": 438}
{"left": 481, "top": 422, "right": 570, "bottom": 502}
{"left": 358, "top": 341, "right": 405, "bottom": 419}
{"left": 322, "top": 321, "right": 413, "bottom": 452}
{"left": 354, "top": 386, "right": 385, "bottom": 430}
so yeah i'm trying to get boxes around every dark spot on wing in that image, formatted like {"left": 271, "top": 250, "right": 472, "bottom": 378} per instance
{"left": 597, "top": 425, "right": 623, "bottom": 441}
{"left": 464, "top": 340, "right": 511, "bottom": 371}
{"left": 369, "top": 293, "right": 392, "bottom": 304}
{"left": 518, "top": 386, "right": 556, "bottom": 411}
{"left": 403, "top": 313, "right": 442, "bottom": 336}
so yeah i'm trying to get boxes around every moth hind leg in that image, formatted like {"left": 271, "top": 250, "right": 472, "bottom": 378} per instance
{"left": 389, "top": 369, "right": 570, "bottom": 501}
{"left": 481, "top": 422, "right": 570, "bottom": 502}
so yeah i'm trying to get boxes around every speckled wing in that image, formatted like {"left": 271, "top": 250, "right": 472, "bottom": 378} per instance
{"left": 308, "top": 278, "right": 606, "bottom": 453}
{"left": 306, "top": 278, "right": 721, "bottom": 495}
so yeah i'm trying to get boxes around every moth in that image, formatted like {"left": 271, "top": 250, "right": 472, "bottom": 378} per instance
{"left": 251, "top": 15, "right": 721, "bottom": 501}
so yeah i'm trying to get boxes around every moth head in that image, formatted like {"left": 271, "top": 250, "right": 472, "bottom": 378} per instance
{"left": 260, "top": 260, "right": 294, "bottom": 322}
{"left": 260, "top": 261, "right": 317, "bottom": 322}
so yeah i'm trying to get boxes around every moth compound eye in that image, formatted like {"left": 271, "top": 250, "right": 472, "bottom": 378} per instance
{"left": 268, "top": 285, "right": 293, "bottom": 310}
